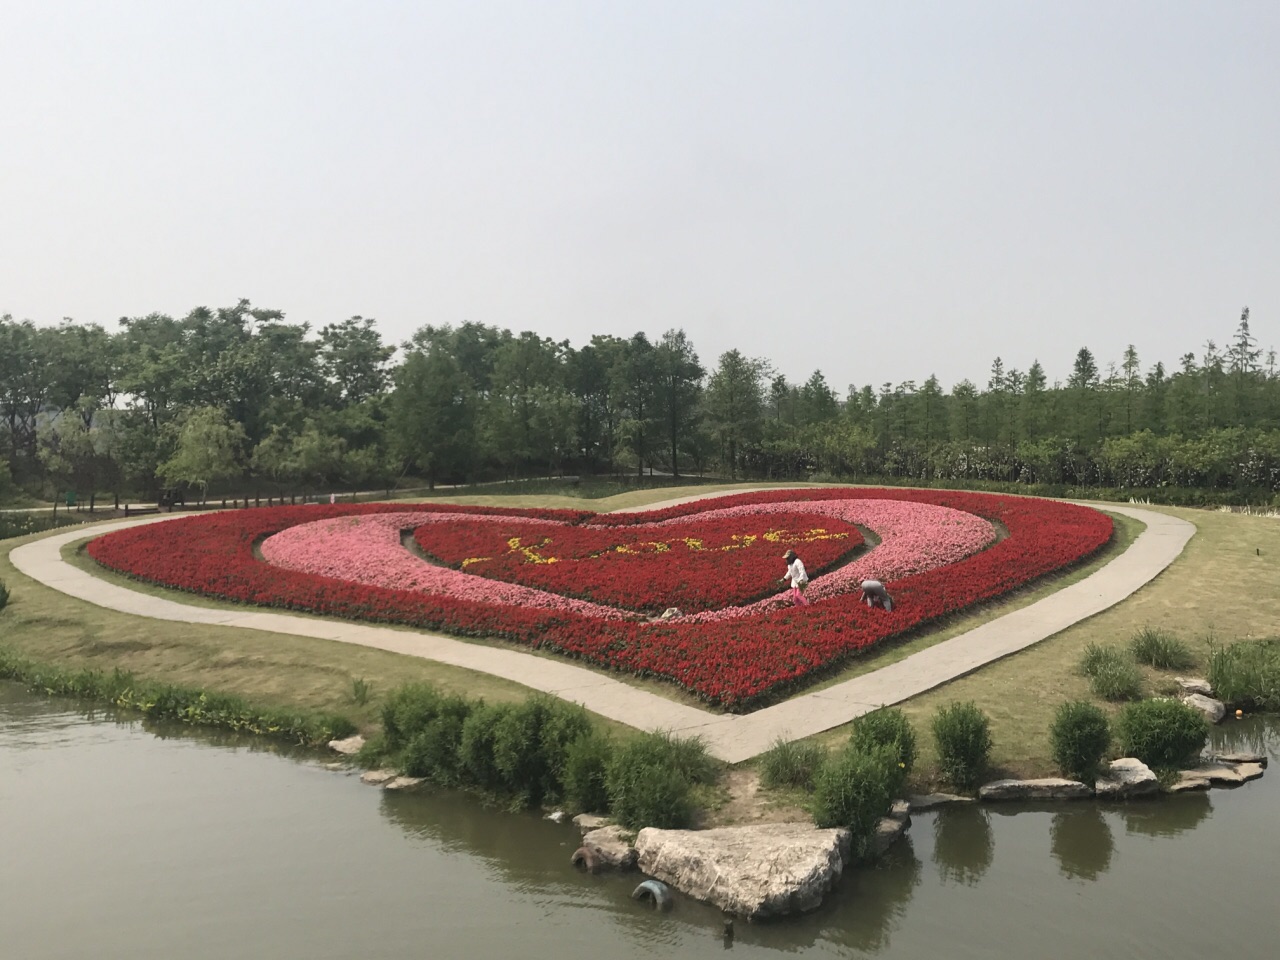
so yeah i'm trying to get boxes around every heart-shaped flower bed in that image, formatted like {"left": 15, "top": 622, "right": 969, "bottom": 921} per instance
{"left": 86, "top": 488, "right": 1113, "bottom": 710}
{"left": 408, "top": 511, "right": 864, "bottom": 612}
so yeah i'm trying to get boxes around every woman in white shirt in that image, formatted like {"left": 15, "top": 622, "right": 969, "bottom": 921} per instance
{"left": 780, "top": 549, "right": 811, "bottom": 606}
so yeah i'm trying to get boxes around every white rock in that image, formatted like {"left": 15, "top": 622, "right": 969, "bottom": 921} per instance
{"left": 1175, "top": 677, "right": 1213, "bottom": 696}
{"left": 908, "top": 792, "right": 974, "bottom": 811}
{"left": 573, "top": 813, "right": 612, "bottom": 834}
{"left": 888, "top": 800, "right": 911, "bottom": 822}
{"left": 579, "top": 825, "right": 638, "bottom": 871}
{"left": 383, "top": 776, "right": 426, "bottom": 791}
{"left": 1209, "top": 751, "right": 1267, "bottom": 767}
{"left": 328, "top": 734, "right": 366, "bottom": 756}
{"left": 360, "top": 769, "right": 398, "bottom": 786}
{"left": 634, "top": 822, "right": 851, "bottom": 919}
{"left": 659, "top": 607, "right": 683, "bottom": 620}
{"left": 1181, "top": 694, "right": 1226, "bottom": 724}
{"left": 1174, "top": 761, "right": 1266, "bottom": 791}
{"left": 872, "top": 817, "right": 907, "bottom": 857}
{"left": 978, "top": 778, "right": 1092, "bottom": 801}
{"left": 1095, "top": 758, "right": 1159, "bottom": 799}
{"left": 545, "top": 810, "right": 566, "bottom": 823}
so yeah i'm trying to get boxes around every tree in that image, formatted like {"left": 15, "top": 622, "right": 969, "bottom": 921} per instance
{"left": 157, "top": 407, "right": 247, "bottom": 503}
{"left": 1121, "top": 345, "right": 1141, "bottom": 434}
{"left": 319, "top": 316, "right": 395, "bottom": 407}
{"left": 1021, "top": 361, "right": 1047, "bottom": 440}
{"left": 1227, "top": 307, "right": 1261, "bottom": 426}
{"left": 705, "top": 350, "right": 767, "bottom": 478}
{"left": 653, "top": 329, "right": 704, "bottom": 477}
{"left": 389, "top": 346, "right": 476, "bottom": 488}
{"left": 614, "top": 333, "right": 659, "bottom": 476}
{"left": 797, "top": 370, "right": 839, "bottom": 425}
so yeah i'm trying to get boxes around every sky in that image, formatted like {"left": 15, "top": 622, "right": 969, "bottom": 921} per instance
{"left": 2, "top": 1, "right": 1278, "bottom": 392}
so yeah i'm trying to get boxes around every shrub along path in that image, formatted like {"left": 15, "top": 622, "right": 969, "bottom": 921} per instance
{"left": 8, "top": 499, "right": 1194, "bottom": 763}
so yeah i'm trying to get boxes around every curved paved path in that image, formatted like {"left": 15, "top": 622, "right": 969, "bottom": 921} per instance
{"left": 8, "top": 501, "right": 1194, "bottom": 763}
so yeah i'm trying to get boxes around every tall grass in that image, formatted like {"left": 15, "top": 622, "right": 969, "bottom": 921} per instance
{"left": 810, "top": 742, "right": 900, "bottom": 856}
{"left": 1207, "top": 639, "right": 1280, "bottom": 710}
{"left": 1079, "top": 643, "right": 1144, "bottom": 701}
{"left": 1129, "top": 628, "right": 1196, "bottom": 670}
{"left": 931, "top": 701, "right": 992, "bottom": 793}
{"left": 759, "top": 737, "right": 826, "bottom": 790}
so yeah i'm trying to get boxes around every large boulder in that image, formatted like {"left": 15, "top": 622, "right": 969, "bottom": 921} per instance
{"left": 1095, "top": 758, "right": 1159, "bottom": 799}
{"left": 1175, "top": 677, "right": 1213, "bottom": 696}
{"left": 577, "top": 825, "right": 638, "bottom": 871}
{"left": 328, "top": 734, "right": 366, "bottom": 756}
{"left": 573, "top": 813, "right": 612, "bottom": 834}
{"left": 359, "top": 769, "right": 398, "bottom": 786}
{"left": 1208, "top": 751, "right": 1267, "bottom": 767}
{"left": 1172, "top": 761, "right": 1265, "bottom": 792}
{"left": 634, "top": 823, "right": 851, "bottom": 919}
{"left": 872, "top": 817, "right": 908, "bottom": 858}
{"left": 978, "top": 778, "right": 1092, "bottom": 801}
{"left": 1182, "top": 694, "right": 1226, "bottom": 724}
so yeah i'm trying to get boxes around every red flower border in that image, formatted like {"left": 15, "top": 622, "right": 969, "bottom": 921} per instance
{"left": 86, "top": 489, "right": 1113, "bottom": 710}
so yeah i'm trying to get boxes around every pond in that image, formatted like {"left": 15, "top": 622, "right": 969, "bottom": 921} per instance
{"left": 2, "top": 681, "right": 1277, "bottom": 959}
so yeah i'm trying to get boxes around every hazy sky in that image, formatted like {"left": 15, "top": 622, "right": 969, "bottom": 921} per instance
{"left": 2, "top": 1, "right": 1277, "bottom": 391}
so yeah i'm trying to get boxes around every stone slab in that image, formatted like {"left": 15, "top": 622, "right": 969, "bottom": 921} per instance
{"left": 635, "top": 822, "right": 851, "bottom": 919}
{"left": 979, "top": 777, "right": 1092, "bottom": 801}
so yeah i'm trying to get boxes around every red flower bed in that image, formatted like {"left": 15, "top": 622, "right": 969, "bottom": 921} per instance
{"left": 86, "top": 489, "right": 1113, "bottom": 710}
{"left": 411, "top": 512, "right": 863, "bottom": 612}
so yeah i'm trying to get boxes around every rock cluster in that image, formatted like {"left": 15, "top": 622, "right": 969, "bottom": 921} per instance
{"left": 1094, "top": 758, "right": 1159, "bottom": 798}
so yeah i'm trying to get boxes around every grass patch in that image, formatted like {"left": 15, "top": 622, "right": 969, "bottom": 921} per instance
{"left": 1207, "top": 639, "right": 1280, "bottom": 710}
{"left": 0, "top": 644, "right": 355, "bottom": 744}
{"left": 1129, "top": 627, "right": 1196, "bottom": 670}
{"left": 759, "top": 736, "right": 827, "bottom": 790}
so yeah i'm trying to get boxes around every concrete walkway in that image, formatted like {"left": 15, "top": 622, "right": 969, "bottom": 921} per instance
{"left": 8, "top": 501, "right": 1194, "bottom": 763}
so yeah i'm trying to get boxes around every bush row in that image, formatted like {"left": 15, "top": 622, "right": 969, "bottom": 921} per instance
{"left": 374, "top": 682, "right": 716, "bottom": 829}
{"left": 0, "top": 645, "right": 356, "bottom": 744}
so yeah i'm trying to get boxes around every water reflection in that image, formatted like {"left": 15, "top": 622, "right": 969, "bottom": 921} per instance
{"left": 819, "top": 838, "right": 922, "bottom": 954}
{"left": 1050, "top": 807, "right": 1114, "bottom": 881}
{"left": 932, "top": 805, "right": 994, "bottom": 885}
{"left": 1121, "top": 793, "right": 1212, "bottom": 838}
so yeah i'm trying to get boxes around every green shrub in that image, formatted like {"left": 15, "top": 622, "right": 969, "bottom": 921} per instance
{"left": 810, "top": 742, "right": 899, "bottom": 855}
{"left": 931, "top": 701, "right": 992, "bottom": 793}
{"left": 1207, "top": 639, "right": 1280, "bottom": 710}
{"left": 0, "top": 579, "right": 9, "bottom": 610}
{"left": 350, "top": 676, "right": 371, "bottom": 706}
{"left": 536, "top": 699, "right": 594, "bottom": 791}
{"left": 1079, "top": 642, "right": 1126, "bottom": 677}
{"left": 1089, "top": 659, "right": 1145, "bottom": 701}
{"left": 1129, "top": 627, "right": 1196, "bottom": 670}
{"left": 1116, "top": 698, "right": 1209, "bottom": 769}
{"left": 459, "top": 702, "right": 514, "bottom": 790}
{"left": 381, "top": 683, "right": 445, "bottom": 751}
{"left": 759, "top": 737, "right": 826, "bottom": 791}
{"left": 401, "top": 695, "right": 472, "bottom": 784}
{"left": 605, "top": 731, "right": 711, "bottom": 829}
{"left": 1050, "top": 701, "right": 1111, "bottom": 782}
{"left": 849, "top": 707, "right": 917, "bottom": 776}
{"left": 562, "top": 732, "right": 613, "bottom": 813}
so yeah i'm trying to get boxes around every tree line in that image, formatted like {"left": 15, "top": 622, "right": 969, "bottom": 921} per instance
{"left": 1, "top": 300, "right": 1277, "bottom": 505}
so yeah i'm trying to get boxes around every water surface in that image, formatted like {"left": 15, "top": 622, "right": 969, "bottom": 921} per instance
{"left": 2, "top": 683, "right": 1277, "bottom": 959}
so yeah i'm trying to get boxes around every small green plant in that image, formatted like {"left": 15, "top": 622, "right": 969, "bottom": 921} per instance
{"left": 1129, "top": 627, "right": 1196, "bottom": 670}
{"left": 931, "top": 701, "right": 992, "bottom": 793}
{"left": 1207, "top": 639, "right": 1280, "bottom": 710}
{"left": 401, "top": 695, "right": 472, "bottom": 784}
{"left": 759, "top": 737, "right": 826, "bottom": 791}
{"left": 0, "top": 579, "right": 9, "bottom": 611}
{"left": 458, "top": 702, "right": 514, "bottom": 790}
{"left": 350, "top": 676, "right": 371, "bottom": 706}
{"left": 810, "top": 742, "right": 899, "bottom": 855}
{"left": 562, "top": 732, "right": 613, "bottom": 813}
{"left": 1050, "top": 701, "right": 1111, "bottom": 782}
{"left": 381, "top": 683, "right": 446, "bottom": 751}
{"left": 849, "top": 707, "right": 917, "bottom": 776}
{"left": 1089, "top": 659, "right": 1145, "bottom": 701}
{"left": 605, "top": 731, "right": 713, "bottom": 829}
{"left": 1116, "top": 698, "right": 1209, "bottom": 769}
{"left": 1079, "top": 642, "right": 1126, "bottom": 677}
